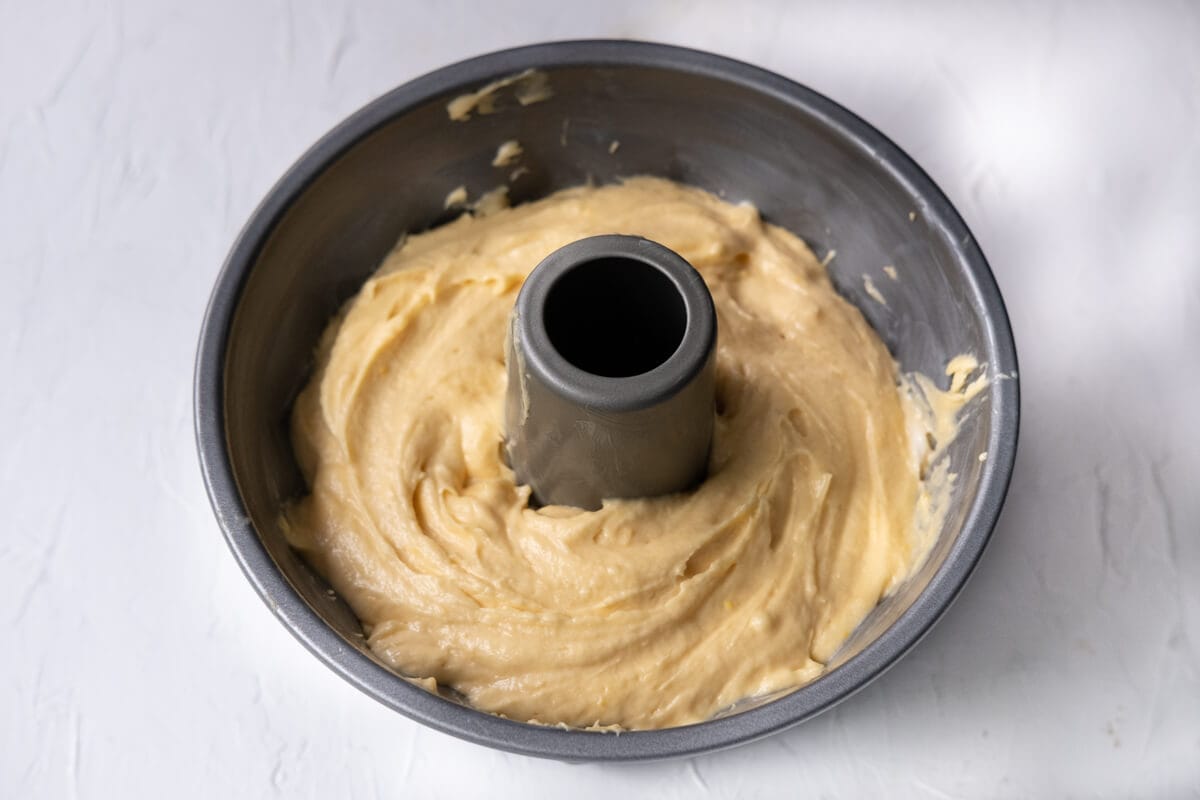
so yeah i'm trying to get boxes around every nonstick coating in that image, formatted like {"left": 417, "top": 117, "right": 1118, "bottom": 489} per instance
{"left": 194, "top": 40, "right": 1019, "bottom": 762}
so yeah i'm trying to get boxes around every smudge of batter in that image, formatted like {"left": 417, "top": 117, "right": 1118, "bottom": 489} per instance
{"left": 443, "top": 185, "right": 468, "bottom": 209}
{"left": 447, "top": 69, "right": 552, "bottom": 121}
{"left": 863, "top": 274, "right": 888, "bottom": 306}
{"left": 492, "top": 140, "right": 523, "bottom": 167}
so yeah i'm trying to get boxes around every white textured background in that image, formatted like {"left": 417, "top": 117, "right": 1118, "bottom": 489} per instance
{"left": 3, "top": 1, "right": 1198, "bottom": 797}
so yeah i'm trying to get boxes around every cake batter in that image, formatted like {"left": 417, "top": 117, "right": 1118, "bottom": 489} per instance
{"left": 282, "top": 177, "right": 972, "bottom": 729}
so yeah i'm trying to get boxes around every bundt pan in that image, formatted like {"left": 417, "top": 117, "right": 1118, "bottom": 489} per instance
{"left": 195, "top": 40, "right": 1019, "bottom": 761}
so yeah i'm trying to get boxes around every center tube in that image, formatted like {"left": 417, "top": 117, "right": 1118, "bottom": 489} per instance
{"left": 505, "top": 234, "right": 717, "bottom": 510}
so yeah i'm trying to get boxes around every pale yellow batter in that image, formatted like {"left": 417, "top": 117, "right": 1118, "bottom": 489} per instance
{"left": 282, "top": 177, "right": 959, "bottom": 730}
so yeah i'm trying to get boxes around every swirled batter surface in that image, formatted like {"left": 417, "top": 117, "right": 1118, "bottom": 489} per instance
{"left": 283, "top": 178, "right": 943, "bottom": 729}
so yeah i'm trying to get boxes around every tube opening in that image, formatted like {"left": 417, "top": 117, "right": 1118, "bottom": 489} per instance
{"left": 542, "top": 257, "right": 687, "bottom": 378}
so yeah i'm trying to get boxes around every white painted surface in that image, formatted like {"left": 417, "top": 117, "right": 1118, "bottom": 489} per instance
{"left": 3, "top": 1, "right": 1198, "bottom": 796}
